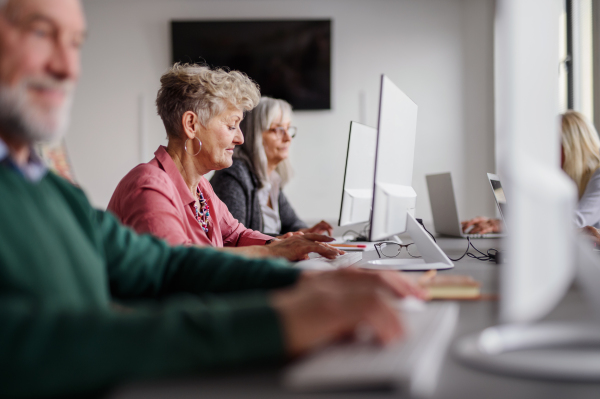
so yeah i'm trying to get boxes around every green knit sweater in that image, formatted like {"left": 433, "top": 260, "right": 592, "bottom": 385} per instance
{"left": 0, "top": 165, "right": 301, "bottom": 398}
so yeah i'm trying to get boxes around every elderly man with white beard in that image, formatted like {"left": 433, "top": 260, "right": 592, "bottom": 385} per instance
{"left": 0, "top": 1, "right": 426, "bottom": 398}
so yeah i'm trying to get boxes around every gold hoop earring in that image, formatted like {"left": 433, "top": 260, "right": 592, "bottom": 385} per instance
{"left": 185, "top": 137, "right": 202, "bottom": 156}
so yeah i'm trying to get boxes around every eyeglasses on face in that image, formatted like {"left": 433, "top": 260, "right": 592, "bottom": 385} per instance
{"left": 269, "top": 126, "right": 297, "bottom": 139}
{"left": 374, "top": 242, "right": 421, "bottom": 258}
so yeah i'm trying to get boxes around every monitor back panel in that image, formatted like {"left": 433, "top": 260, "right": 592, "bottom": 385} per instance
{"left": 426, "top": 172, "right": 463, "bottom": 237}
{"left": 374, "top": 76, "right": 417, "bottom": 188}
{"left": 338, "top": 122, "right": 377, "bottom": 226}
{"left": 369, "top": 75, "right": 418, "bottom": 241}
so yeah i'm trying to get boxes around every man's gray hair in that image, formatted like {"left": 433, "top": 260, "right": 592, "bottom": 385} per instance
{"left": 236, "top": 97, "right": 293, "bottom": 188}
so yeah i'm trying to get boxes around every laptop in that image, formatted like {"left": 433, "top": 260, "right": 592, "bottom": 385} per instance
{"left": 486, "top": 173, "right": 507, "bottom": 231}
{"left": 426, "top": 172, "right": 504, "bottom": 238}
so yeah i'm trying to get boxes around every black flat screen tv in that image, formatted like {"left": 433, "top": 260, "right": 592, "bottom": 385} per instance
{"left": 171, "top": 20, "right": 331, "bottom": 110}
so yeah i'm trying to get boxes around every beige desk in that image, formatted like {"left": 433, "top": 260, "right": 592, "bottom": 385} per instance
{"left": 109, "top": 238, "right": 600, "bottom": 399}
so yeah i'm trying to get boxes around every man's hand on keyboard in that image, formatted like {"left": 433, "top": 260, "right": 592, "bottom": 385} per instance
{"left": 301, "top": 268, "right": 429, "bottom": 299}
{"left": 270, "top": 268, "right": 427, "bottom": 356}
{"left": 266, "top": 233, "right": 344, "bottom": 261}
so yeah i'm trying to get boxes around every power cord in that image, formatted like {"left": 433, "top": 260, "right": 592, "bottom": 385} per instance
{"left": 342, "top": 222, "right": 371, "bottom": 242}
{"left": 344, "top": 219, "right": 501, "bottom": 263}
{"left": 341, "top": 229, "right": 367, "bottom": 241}
{"left": 415, "top": 218, "right": 499, "bottom": 263}
{"left": 448, "top": 236, "right": 500, "bottom": 263}
{"left": 416, "top": 218, "right": 437, "bottom": 242}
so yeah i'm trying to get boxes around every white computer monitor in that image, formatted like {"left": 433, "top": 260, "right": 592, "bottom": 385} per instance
{"left": 368, "top": 75, "right": 418, "bottom": 241}
{"left": 500, "top": 159, "right": 576, "bottom": 323}
{"left": 453, "top": 0, "right": 600, "bottom": 381}
{"left": 338, "top": 122, "right": 377, "bottom": 226}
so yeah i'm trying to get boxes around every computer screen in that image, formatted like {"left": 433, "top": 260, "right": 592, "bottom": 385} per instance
{"left": 454, "top": 2, "right": 598, "bottom": 380}
{"left": 487, "top": 173, "right": 508, "bottom": 226}
{"left": 338, "top": 122, "right": 377, "bottom": 226}
{"left": 491, "top": 181, "right": 506, "bottom": 208}
{"left": 368, "top": 75, "right": 419, "bottom": 241}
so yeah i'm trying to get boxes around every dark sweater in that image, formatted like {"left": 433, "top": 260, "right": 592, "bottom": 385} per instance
{"left": 0, "top": 164, "right": 300, "bottom": 398}
{"left": 210, "top": 159, "right": 307, "bottom": 235}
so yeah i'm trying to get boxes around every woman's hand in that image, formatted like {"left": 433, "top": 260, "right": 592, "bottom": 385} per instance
{"left": 266, "top": 233, "right": 344, "bottom": 261}
{"left": 582, "top": 226, "right": 600, "bottom": 247}
{"left": 301, "top": 220, "right": 334, "bottom": 236}
{"left": 461, "top": 217, "right": 502, "bottom": 234}
{"left": 271, "top": 268, "right": 428, "bottom": 356}
{"left": 222, "top": 233, "right": 342, "bottom": 260}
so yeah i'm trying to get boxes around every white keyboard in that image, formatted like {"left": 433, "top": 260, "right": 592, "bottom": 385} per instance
{"left": 283, "top": 301, "right": 459, "bottom": 397}
{"left": 295, "top": 252, "right": 363, "bottom": 270}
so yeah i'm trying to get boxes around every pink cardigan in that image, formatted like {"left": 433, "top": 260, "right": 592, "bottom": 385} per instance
{"left": 108, "top": 146, "right": 272, "bottom": 247}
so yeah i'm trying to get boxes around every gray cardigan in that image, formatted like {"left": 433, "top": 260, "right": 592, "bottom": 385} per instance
{"left": 210, "top": 159, "right": 308, "bottom": 235}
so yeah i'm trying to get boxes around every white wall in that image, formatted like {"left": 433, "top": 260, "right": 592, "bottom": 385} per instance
{"left": 69, "top": 0, "right": 495, "bottom": 228}
{"left": 494, "top": 0, "right": 561, "bottom": 170}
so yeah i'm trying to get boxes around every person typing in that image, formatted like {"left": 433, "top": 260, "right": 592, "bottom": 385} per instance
{"left": 108, "top": 65, "right": 339, "bottom": 261}
{"left": 0, "top": 1, "right": 425, "bottom": 397}
{"left": 463, "top": 110, "right": 600, "bottom": 235}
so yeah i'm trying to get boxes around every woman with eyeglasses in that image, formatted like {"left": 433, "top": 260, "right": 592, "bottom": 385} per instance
{"left": 108, "top": 65, "right": 341, "bottom": 261}
{"left": 211, "top": 97, "right": 333, "bottom": 237}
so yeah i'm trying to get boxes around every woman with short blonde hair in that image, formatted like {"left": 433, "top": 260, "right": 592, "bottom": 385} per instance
{"left": 157, "top": 64, "right": 258, "bottom": 138}
{"left": 108, "top": 64, "right": 340, "bottom": 261}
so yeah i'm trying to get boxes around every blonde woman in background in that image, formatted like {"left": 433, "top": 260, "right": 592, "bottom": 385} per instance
{"left": 463, "top": 110, "right": 600, "bottom": 234}
{"left": 561, "top": 110, "right": 600, "bottom": 228}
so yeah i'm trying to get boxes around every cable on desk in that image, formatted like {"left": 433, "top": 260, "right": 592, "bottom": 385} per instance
{"left": 416, "top": 218, "right": 437, "bottom": 242}
{"left": 341, "top": 229, "right": 365, "bottom": 241}
{"left": 342, "top": 222, "right": 371, "bottom": 242}
{"left": 343, "top": 220, "right": 500, "bottom": 263}
{"left": 448, "top": 237, "right": 499, "bottom": 263}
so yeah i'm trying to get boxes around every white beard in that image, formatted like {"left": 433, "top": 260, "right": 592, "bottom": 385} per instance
{"left": 0, "top": 77, "right": 74, "bottom": 144}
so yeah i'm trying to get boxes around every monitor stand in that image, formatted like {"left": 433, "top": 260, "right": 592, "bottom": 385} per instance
{"left": 357, "top": 214, "right": 454, "bottom": 271}
{"left": 454, "top": 238, "right": 600, "bottom": 380}
{"left": 454, "top": 321, "right": 600, "bottom": 380}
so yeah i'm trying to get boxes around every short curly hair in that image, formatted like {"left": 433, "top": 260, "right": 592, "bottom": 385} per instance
{"left": 156, "top": 63, "right": 260, "bottom": 139}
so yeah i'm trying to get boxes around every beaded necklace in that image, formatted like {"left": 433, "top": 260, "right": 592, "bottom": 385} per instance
{"left": 193, "top": 187, "right": 210, "bottom": 234}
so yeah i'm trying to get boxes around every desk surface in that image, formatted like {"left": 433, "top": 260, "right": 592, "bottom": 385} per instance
{"left": 109, "top": 238, "right": 600, "bottom": 399}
